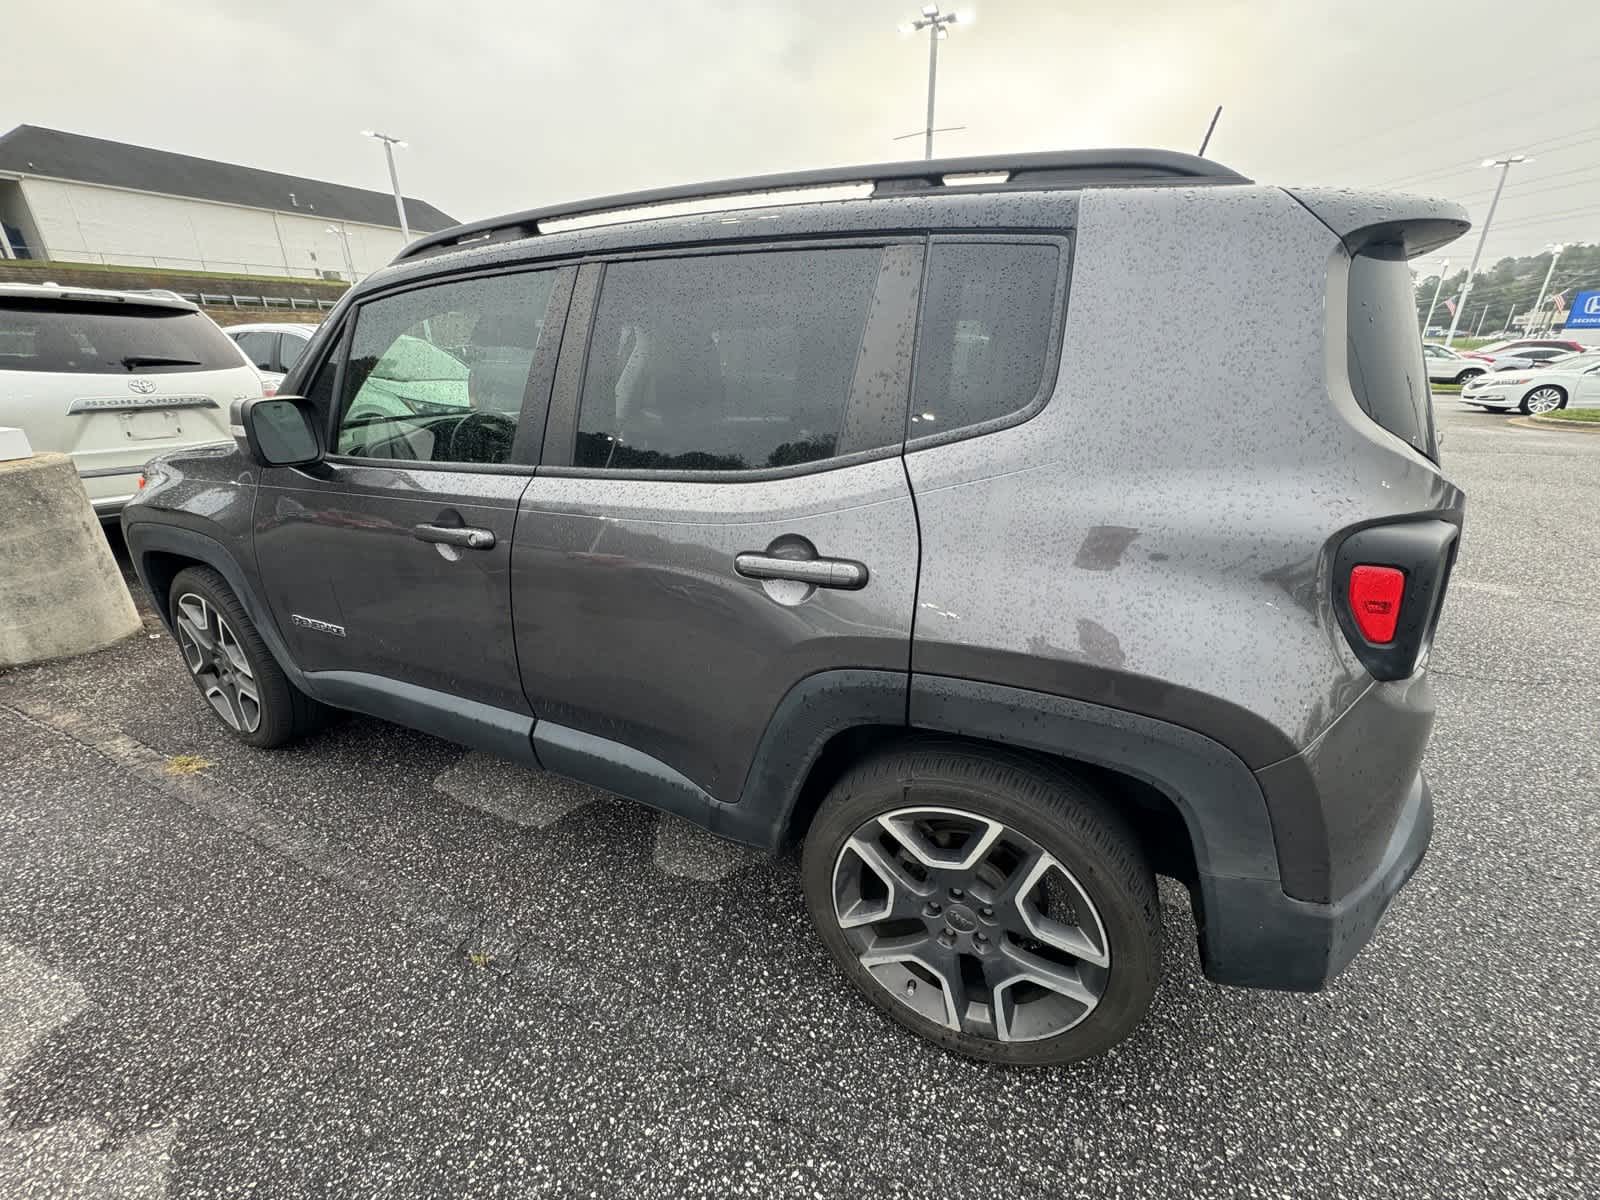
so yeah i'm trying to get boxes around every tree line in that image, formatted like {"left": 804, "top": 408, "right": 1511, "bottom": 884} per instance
{"left": 1414, "top": 242, "right": 1600, "bottom": 334}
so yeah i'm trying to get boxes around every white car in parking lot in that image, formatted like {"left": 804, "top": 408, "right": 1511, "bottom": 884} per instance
{"left": 1421, "top": 343, "right": 1487, "bottom": 384}
{"left": 0, "top": 283, "right": 264, "bottom": 518}
{"left": 1460, "top": 352, "right": 1600, "bottom": 414}
{"left": 225, "top": 321, "right": 319, "bottom": 393}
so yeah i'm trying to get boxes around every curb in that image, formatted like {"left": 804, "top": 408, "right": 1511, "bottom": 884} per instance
{"left": 1514, "top": 415, "right": 1600, "bottom": 432}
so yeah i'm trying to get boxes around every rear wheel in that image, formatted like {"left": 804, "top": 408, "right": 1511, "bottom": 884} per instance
{"left": 1521, "top": 385, "right": 1566, "bottom": 415}
{"left": 168, "top": 566, "right": 329, "bottom": 748}
{"left": 802, "top": 744, "right": 1160, "bottom": 1065}
{"left": 1455, "top": 368, "right": 1484, "bottom": 384}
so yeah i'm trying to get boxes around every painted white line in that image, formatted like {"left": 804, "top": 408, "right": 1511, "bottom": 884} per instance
{"left": 0, "top": 940, "right": 177, "bottom": 1198}
{"left": 653, "top": 813, "right": 756, "bottom": 882}
{"left": 433, "top": 751, "right": 601, "bottom": 829}
{"left": 1453, "top": 579, "right": 1521, "bottom": 599}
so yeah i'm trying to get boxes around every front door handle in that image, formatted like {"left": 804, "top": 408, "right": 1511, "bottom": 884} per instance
{"left": 414, "top": 523, "right": 496, "bottom": 550}
{"left": 734, "top": 552, "right": 868, "bottom": 590}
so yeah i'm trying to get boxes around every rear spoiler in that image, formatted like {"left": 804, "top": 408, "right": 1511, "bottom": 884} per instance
{"left": 1287, "top": 189, "right": 1470, "bottom": 259}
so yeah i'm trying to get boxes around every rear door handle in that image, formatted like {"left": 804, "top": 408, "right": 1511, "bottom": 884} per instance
{"left": 413, "top": 523, "right": 496, "bottom": 550}
{"left": 734, "top": 552, "right": 868, "bottom": 590}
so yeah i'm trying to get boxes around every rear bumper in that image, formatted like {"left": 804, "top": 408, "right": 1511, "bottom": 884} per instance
{"left": 1196, "top": 769, "right": 1432, "bottom": 990}
{"left": 79, "top": 468, "right": 143, "bottom": 521}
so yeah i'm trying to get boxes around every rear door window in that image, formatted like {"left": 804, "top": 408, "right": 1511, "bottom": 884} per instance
{"left": 910, "top": 241, "right": 1061, "bottom": 436}
{"left": 0, "top": 300, "right": 245, "bottom": 374}
{"left": 573, "top": 247, "right": 884, "bottom": 472}
{"left": 1346, "top": 248, "right": 1437, "bottom": 458}
{"left": 234, "top": 330, "right": 277, "bottom": 372}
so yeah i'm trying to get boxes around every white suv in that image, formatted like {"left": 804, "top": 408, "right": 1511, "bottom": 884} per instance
{"left": 0, "top": 284, "right": 263, "bottom": 519}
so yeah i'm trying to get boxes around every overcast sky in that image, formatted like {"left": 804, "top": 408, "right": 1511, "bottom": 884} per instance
{"left": 6, "top": 0, "right": 1598, "bottom": 273}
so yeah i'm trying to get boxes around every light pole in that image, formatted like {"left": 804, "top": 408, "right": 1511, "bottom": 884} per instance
{"left": 361, "top": 130, "right": 411, "bottom": 243}
{"left": 325, "top": 224, "right": 358, "bottom": 283}
{"left": 1444, "top": 154, "right": 1528, "bottom": 347}
{"left": 1420, "top": 257, "right": 1450, "bottom": 336}
{"left": 898, "top": 7, "right": 970, "bottom": 160}
{"left": 1531, "top": 243, "right": 1564, "bottom": 335}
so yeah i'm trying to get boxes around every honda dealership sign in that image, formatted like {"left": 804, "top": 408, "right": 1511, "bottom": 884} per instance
{"left": 1566, "top": 291, "right": 1600, "bottom": 330}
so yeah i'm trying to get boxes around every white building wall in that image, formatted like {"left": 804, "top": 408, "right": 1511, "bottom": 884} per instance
{"left": 17, "top": 177, "right": 413, "bottom": 279}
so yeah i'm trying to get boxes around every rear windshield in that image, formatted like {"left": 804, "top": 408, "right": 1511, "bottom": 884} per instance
{"left": 0, "top": 300, "right": 244, "bottom": 374}
{"left": 1346, "top": 249, "right": 1437, "bottom": 458}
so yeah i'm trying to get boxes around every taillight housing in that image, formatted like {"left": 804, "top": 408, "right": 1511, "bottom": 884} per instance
{"left": 1332, "top": 518, "right": 1460, "bottom": 680}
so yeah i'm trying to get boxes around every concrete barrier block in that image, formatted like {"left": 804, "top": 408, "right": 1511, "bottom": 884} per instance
{"left": 0, "top": 452, "right": 142, "bottom": 668}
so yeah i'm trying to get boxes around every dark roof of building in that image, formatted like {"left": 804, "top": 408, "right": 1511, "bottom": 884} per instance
{"left": 0, "top": 125, "right": 455, "bottom": 232}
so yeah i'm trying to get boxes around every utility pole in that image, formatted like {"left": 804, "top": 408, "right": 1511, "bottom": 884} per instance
{"left": 898, "top": 7, "right": 968, "bottom": 160}
{"left": 1445, "top": 154, "right": 1528, "bottom": 347}
{"left": 1474, "top": 305, "right": 1489, "bottom": 338}
{"left": 1421, "top": 258, "right": 1450, "bottom": 335}
{"left": 1532, "top": 244, "right": 1564, "bottom": 336}
{"left": 361, "top": 130, "right": 411, "bottom": 243}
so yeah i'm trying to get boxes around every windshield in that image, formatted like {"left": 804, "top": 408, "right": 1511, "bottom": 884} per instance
{"left": 0, "top": 299, "right": 245, "bottom": 374}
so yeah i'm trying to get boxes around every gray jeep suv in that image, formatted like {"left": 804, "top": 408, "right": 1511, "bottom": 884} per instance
{"left": 123, "top": 150, "right": 1468, "bottom": 1065}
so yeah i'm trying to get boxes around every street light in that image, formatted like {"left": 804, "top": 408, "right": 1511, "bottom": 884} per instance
{"left": 325, "top": 224, "right": 358, "bottom": 283}
{"left": 1444, "top": 154, "right": 1529, "bottom": 347}
{"left": 1420, "top": 257, "right": 1450, "bottom": 337}
{"left": 897, "top": 7, "right": 973, "bottom": 160}
{"left": 1532, "top": 243, "right": 1565, "bottom": 335}
{"left": 361, "top": 130, "right": 411, "bottom": 243}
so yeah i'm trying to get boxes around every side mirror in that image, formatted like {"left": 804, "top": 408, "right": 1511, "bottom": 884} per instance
{"left": 232, "top": 395, "right": 323, "bottom": 467}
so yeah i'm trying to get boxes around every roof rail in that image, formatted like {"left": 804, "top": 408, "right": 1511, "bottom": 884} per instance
{"left": 396, "top": 148, "right": 1250, "bottom": 262}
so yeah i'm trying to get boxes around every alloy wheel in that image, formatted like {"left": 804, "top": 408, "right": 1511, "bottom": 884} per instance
{"left": 1525, "top": 387, "right": 1563, "bottom": 415}
{"left": 831, "top": 805, "right": 1110, "bottom": 1042}
{"left": 175, "top": 592, "right": 262, "bottom": 733}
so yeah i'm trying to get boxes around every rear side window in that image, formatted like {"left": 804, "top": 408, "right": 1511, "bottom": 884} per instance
{"left": 1346, "top": 249, "right": 1436, "bottom": 458}
{"left": 910, "top": 242, "right": 1060, "bottom": 435}
{"left": 0, "top": 301, "right": 245, "bottom": 374}
{"left": 280, "top": 333, "right": 308, "bottom": 371}
{"left": 574, "top": 247, "right": 883, "bottom": 472}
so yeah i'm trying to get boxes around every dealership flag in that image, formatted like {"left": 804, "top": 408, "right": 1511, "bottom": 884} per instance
{"left": 1444, "top": 298, "right": 1457, "bottom": 316}
{"left": 1551, "top": 292, "right": 1566, "bottom": 309}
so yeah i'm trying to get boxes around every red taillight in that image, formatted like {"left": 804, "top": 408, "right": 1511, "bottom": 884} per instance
{"left": 136, "top": 474, "right": 147, "bottom": 490}
{"left": 1348, "top": 565, "right": 1405, "bottom": 644}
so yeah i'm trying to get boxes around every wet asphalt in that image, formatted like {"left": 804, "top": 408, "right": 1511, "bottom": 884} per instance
{"left": 0, "top": 403, "right": 1596, "bottom": 1199}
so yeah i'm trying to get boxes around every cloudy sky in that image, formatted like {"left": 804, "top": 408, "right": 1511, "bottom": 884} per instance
{"left": 6, "top": 0, "right": 1598, "bottom": 269}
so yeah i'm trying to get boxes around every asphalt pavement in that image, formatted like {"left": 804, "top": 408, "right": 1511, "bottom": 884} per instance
{"left": 1, "top": 401, "right": 1596, "bottom": 1199}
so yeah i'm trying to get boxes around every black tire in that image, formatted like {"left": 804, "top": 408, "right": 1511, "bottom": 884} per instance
{"left": 802, "top": 742, "right": 1160, "bottom": 1066}
{"left": 167, "top": 566, "right": 330, "bottom": 748}
{"left": 1455, "top": 368, "right": 1484, "bottom": 384}
{"left": 1519, "top": 385, "right": 1567, "bottom": 416}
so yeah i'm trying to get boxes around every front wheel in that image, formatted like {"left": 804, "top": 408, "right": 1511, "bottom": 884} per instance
{"left": 802, "top": 744, "right": 1161, "bottom": 1065}
{"left": 1455, "top": 369, "right": 1485, "bottom": 384}
{"left": 168, "top": 566, "right": 330, "bottom": 748}
{"left": 1521, "top": 385, "right": 1567, "bottom": 415}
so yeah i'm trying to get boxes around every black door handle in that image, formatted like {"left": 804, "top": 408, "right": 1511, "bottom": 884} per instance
{"left": 734, "top": 552, "right": 867, "bottom": 590}
{"left": 414, "top": 523, "right": 496, "bottom": 550}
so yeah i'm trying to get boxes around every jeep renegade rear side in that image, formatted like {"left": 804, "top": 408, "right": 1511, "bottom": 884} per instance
{"left": 123, "top": 150, "right": 1468, "bottom": 1065}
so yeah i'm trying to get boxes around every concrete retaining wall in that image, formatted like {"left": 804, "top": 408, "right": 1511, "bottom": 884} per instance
{"left": 0, "top": 453, "right": 141, "bottom": 667}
